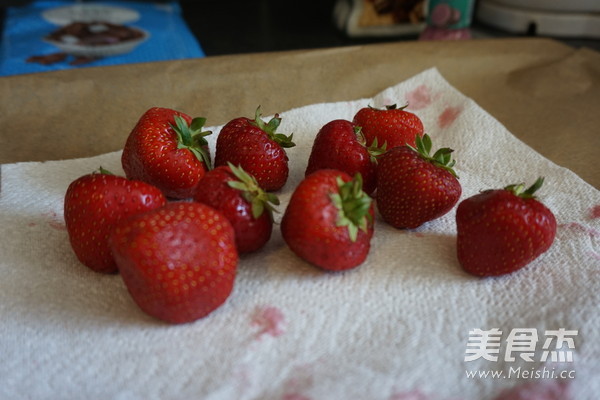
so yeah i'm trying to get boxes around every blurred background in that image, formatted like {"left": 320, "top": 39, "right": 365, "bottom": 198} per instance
{"left": 1, "top": 0, "right": 598, "bottom": 75}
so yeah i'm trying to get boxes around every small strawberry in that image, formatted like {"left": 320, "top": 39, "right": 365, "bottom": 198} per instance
{"left": 109, "top": 202, "right": 238, "bottom": 324}
{"left": 64, "top": 168, "right": 166, "bottom": 273}
{"left": 352, "top": 104, "right": 424, "bottom": 150}
{"left": 281, "top": 170, "right": 374, "bottom": 271}
{"left": 305, "top": 119, "right": 386, "bottom": 195}
{"left": 456, "top": 178, "right": 557, "bottom": 277}
{"left": 193, "top": 163, "right": 279, "bottom": 254}
{"left": 214, "top": 107, "right": 295, "bottom": 191}
{"left": 376, "top": 134, "right": 461, "bottom": 229}
{"left": 121, "top": 107, "right": 212, "bottom": 199}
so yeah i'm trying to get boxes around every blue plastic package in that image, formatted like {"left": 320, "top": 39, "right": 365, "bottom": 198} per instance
{"left": 0, "top": 0, "right": 205, "bottom": 76}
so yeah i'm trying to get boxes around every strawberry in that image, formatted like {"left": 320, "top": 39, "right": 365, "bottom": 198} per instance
{"left": 456, "top": 178, "right": 557, "bottom": 277}
{"left": 281, "top": 170, "right": 374, "bottom": 271}
{"left": 109, "top": 202, "right": 238, "bottom": 324}
{"left": 214, "top": 107, "right": 295, "bottom": 191}
{"left": 121, "top": 107, "right": 212, "bottom": 199}
{"left": 193, "top": 163, "right": 279, "bottom": 254}
{"left": 376, "top": 134, "right": 461, "bottom": 229}
{"left": 352, "top": 104, "right": 424, "bottom": 150}
{"left": 64, "top": 168, "right": 166, "bottom": 274}
{"left": 305, "top": 119, "right": 386, "bottom": 195}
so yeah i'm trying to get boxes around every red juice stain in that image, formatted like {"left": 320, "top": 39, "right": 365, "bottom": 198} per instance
{"left": 493, "top": 380, "right": 570, "bottom": 400}
{"left": 405, "top": 85, "right": 433, "bottom": 110}
{"left": 589, "top": 205, "right": 600, "bottom": 219}
{"left": 251, "top": 305, "right": 285, "bottom": 339}
{"left": 45, "top": 211, "right": 66, "bottom": 231}
{"left": 283, "top": 394, "right": 312, "bottom": 400}
{"left": 438, "top": 106, "right": 462, "bottom": 129}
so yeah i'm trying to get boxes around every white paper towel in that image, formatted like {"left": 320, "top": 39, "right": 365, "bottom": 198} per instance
{"left": 1, "top": 68, "right": 598, "bottom": 400}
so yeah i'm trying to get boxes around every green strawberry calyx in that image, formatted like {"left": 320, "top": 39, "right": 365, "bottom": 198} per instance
{"left": 171, "top": 115, "right": 213, "bottom": 168}
{"left": 355, "top": 126, "right": 387, "bottom": 163}
{"left": 97, "top": 166, "right": 114, "bottom": 175}
{"left": 330, "top": 173, "right": 373, "bottom": 242}
{"left": 407, "top": 133, "right": 459, "bottom": 178}
{"left": 504, "top": 177, "right": 545, "bottom": 199}
{"left": 251, "top": 106, "right": 296, "bottom": 149}
{"left": 368, "top": 103, "right": 409, "bottom": 111}
{"left": 226, "top": 162, "right": 280, "bottom": 219}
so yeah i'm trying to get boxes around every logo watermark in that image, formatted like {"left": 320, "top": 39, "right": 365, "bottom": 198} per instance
{"left": 464, "top": 328, "right": 578, "bottom": 379}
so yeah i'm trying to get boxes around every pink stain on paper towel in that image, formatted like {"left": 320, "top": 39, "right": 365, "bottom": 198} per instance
{"left": 405, "top": 85, "right": 435, "bottom": 110}
{"left": 44, "top": 211, "right": 67, "bottom": 231}
{"left": 438, "top": 106, "right": 463, "bottom": 129}
{"left": 492, "top": 380, "right": 570, "bottom": 400}
{"left": 251, "top": 305, "right": 285, "bottom": 339}
{"left": 283, "top": 394, "right": 312, "bottom": 400}
{"left": 589, "top": 205, "right": 600, "bottom": 219}
{"left": 389, "top": 389, "right": 431, "bottom": 400}
{"left": 559, "top": 222, "right": 600, "bottom": 260}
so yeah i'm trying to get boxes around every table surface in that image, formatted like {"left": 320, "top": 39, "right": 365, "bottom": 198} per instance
{"left": 0, "top": 37, "right": 598, "bottom": 188}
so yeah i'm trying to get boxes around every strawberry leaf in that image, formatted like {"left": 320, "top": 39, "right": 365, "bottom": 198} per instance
{"left": 226, "top": 162, "right": 280, "bottom": 219}
{"left": 505, "top": 177, "right": 545, "bottom": 199}
{"left": 251, "top": 106, "right": 296, "bottom": 148}
{"left": 408, "top": 134, "right": 458, "bottom": 178}
{"left": 330, "top": 174, "right": 373, "bottom": 242}
{"left": 171, "top": 115, "right": 213, "bottom": 169}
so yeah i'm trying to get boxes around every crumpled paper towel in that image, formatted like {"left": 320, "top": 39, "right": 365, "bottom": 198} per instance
{"left": 1, "top": 68, "right": 598, "bottom": 400}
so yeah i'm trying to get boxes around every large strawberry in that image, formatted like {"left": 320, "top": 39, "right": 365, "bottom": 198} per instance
{"left": 456, "top": 178, "right": 557, "bottom": 277}
{"left": 305, "top": 119, "right": 386, "bottom": 195}
{"left": 64, "top": 168, "right": 166, "bottom": 273}
{"left": 376, "top": 134, "right": 461, "bottom": 229}
{"left": 214, "top": 107, "right": 295, "bottom": 191}
{"left": 193, "top": 163, "right": 279, "bottom": 254}
{"left": 352, "top": 104, "right": 424, "bottom": 149}
{"left": 121, "top": 107, "right": 212, "bottom": 199}
{"left": 281, "top": 169, "right": 374, "bottom": 271}
{"left": 109, "top": 202, "right": 238, "bottom": 324}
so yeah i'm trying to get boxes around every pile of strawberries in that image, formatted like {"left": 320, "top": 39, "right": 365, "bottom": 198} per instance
{"left": 64, "top": 104, "right": 557, "bottom": 324}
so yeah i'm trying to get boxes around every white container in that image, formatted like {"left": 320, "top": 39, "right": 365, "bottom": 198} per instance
{"left": 476, "top": 0, "right": 600, "bottom": 38}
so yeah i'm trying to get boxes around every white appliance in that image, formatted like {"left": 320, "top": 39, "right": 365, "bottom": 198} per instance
{"left": 476, "top": 0, "right": 600, "bottom": 38}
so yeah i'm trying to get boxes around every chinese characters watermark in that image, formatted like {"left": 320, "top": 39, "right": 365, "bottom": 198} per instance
{"left": 464, "top": 328, "right": 578, "bottom": 379}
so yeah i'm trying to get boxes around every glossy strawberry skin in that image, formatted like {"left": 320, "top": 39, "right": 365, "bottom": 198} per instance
{"left": 353, "top": 105, "right": 424, "bottom": 149}
{"left": 456, "top": 189, "right": 557, "bottom": 277}
{"left": 193, "top": 166, "right": 273, "bottom": 254}
{"left": 281, "top": 169, "right": 374, "bottom": 271}
{"left": 122, "top": 107, "right": 210, "bottom": 199}
{"left": 376, "top": 146, "right": 461, "bottom": 229}
{"left": 305, "top": 119, "right": 378, "bottom": 195}
{"left": 64, "top": 173, "right": 166, "bottom": 274}
{"left": 214, "top": 117, "right": 289, "bottom": 191}
{"left": 109, "top": 202, "right": 238, "bottom": 324}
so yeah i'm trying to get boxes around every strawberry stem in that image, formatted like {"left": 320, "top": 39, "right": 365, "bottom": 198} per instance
{"left": 226, "top": 162, "right": 280, "bottom": 219}
{"left": 408, "top": 133, "right": 458, "bottom": 178}
{"left": 330, "top": 174, "right": 373, "bottom": 242}
{"left": 251, "top": 106, "right": 295, "bottom": 148}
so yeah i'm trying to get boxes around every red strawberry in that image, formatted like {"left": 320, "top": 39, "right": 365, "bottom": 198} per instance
{"left": 352, "top": 104, "right": 424, "bottom": 149}
{"left": 109, "top": 202, "right": 238, "bottom": 324}
{"left": 305, "top": 119, "right": 386, "bottom": 195}
{"left": 281, "top": 170, "right": 374, "bottom": 271}
{"left": 456, "top": 178, "right": 557, "bottom": 277}
{"left": 214, "top": 107, "right": 295, "bottom": 191}
{"left": 376, "top": 134, "right": 461, "bottom": 229}
{"left": 64, "top": 168, "right": 166, "bottom": 274}
{"left": 121, "top": 107, "right": 212, "bottom": 199}
{"left": 193, "top": 163, "right": 279, "bottom": 254}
